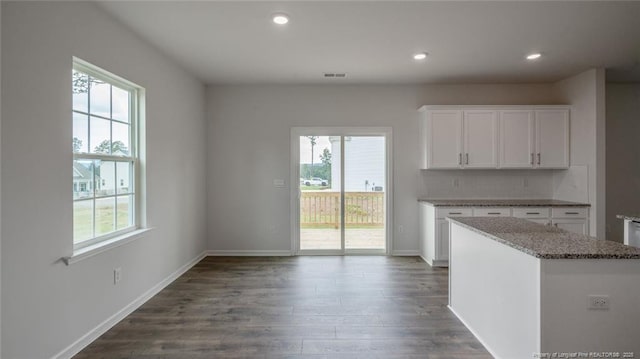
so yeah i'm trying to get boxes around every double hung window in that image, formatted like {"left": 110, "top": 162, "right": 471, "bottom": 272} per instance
{"left": 72, "top": 59, "right": 140, "bottom": 249}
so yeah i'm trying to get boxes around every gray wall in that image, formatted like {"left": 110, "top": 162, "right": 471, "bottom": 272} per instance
{"left": 206, "top": 84, "right": 560, "bottom": 254}
{"left": 606, "top": 83, "right": 640, "bottom": 241}
{"left": 552, "top": 69, "right": 607, "bottom": 238}
{"left": 1, "top": 2, "right": 207, "bottom": 358}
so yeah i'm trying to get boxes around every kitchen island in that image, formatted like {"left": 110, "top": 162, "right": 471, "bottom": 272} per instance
{"left": 448, "top": 217, "right": 640, "bottom": 358}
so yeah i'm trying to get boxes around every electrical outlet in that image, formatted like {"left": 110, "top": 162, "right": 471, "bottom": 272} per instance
{"left": 114, "top": 267, "right": 122, "bottom": 285}
{"left": 588, "top": 295, "right": 610, "bottom": 310}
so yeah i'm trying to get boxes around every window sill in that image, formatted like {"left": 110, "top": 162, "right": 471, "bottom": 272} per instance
{"left": 63, "top": 228, "right": 153, "bottom": 265}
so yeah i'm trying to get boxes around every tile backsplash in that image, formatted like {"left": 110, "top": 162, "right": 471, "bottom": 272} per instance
{"left": 420, "top": 169, "right": 555, "bottom": 199}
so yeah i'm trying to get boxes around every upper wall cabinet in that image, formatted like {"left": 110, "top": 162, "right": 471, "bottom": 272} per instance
{"left": 419, "top": 105, "right": 570, "bottom": 170}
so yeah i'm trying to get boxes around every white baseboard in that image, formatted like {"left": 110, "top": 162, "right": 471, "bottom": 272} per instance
{"left": 206, "top": 250, "right": 293, "bottom": 256}
{"left": 391, "top": 250, "right": 420, "bottom": 256}
{"left": 419, "top": 255, "right": 449, "bottom": 268}
{"left": 52, "top": 251, "right": 207, "bottom": 359}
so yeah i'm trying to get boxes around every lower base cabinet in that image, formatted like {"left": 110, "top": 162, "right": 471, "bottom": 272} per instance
{"left": 419, "top": 203, "right": 590, "bottom": 267}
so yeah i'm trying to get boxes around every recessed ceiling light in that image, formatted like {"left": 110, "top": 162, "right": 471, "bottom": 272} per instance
{"left": 272, "top": 14, "right": 289, "bottom": 25}
{"left": 526, "top": 53, "right": 542, "bottom": 60}
{"left": 413, "top": 52, "right": 428, "bottom": 60}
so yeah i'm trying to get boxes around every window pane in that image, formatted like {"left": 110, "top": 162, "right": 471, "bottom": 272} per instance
{"left": 96, "top": 161, "right": 116, "bottom": 197}
{"left": 112, "top": 86, "right": 130, "bottom": 123}
{"left": 112, "top": 122, "right": 130, "bottom": 156}
{"left": 90, "top": 116, "right": 110, "bottom": 154}
{"left": 73, "top": 160, "right": 94, "bottom": 200}
{"left": 116, "top": 162, "right": 132, "bottom": 194}
{"left": 89, "top": 78, "right": 111, "bottom": 118}
{"left": 116, "top": 195, "right": 133, "bottom": 230}
{"left": 72, "top": 70, "right": 89, "bottom": 112}
{"left": 73, "top": 113, "right": 89, "bottom": 153}
{"left": 95, "top": 197, "right": 115, "bottom": 237}
{"left": 73, "top": 200, "right": 94, "bottom": 243}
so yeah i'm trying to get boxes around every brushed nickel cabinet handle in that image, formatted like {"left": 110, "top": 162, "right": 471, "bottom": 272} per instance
{"left": 526, "top": 212, "right": 540, "bottom": 215}
{"left": 449, "top": 212, "right": 462, "bottom": 215}
{"left": 465, "top": 153, "right": 469, "bottom": 165}
{"left": 565, "top": 212, "right": 579, "bottom": 215}
{"left": 537, "top": 153, "right": 541, "bottom": 165}
{"left": 488, "top": 212, "right": 501, "bottom": 215}
{"left": 530, "top": 153, "right": 534, "bottom": 165}
{"left": 459, "top": 153, "right": 462, "bottom": 165}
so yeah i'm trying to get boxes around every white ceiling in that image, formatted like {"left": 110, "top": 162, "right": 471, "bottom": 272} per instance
{"left": 98, "top": 1, "right": 640, "bottom": 84}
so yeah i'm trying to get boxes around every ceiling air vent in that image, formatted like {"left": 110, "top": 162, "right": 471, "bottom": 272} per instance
{"left": 324, "top": 73, "right": 347, "bottom": 78}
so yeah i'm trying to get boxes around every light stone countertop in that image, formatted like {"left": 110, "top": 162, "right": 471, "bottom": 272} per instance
{"left": 448, "top": 217, "right": 640, "bottom": 259}
{"left": 418, "top": 198, "right": 590, "bottom": 207}
{"left": 616, "top": 214, "right": 640, "bottom": 222}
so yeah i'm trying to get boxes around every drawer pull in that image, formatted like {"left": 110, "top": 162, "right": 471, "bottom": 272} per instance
{"left": 526, "top": 212, "right": 540, "bottom": 215}
{"left": 449, "top": 212, "right": 462, "bottom": 215}
{"left": 564, "top": 212, "right": 580, "bottom": 215}
{"left": 488, "top": 212, "right": 501, "bottom": 215}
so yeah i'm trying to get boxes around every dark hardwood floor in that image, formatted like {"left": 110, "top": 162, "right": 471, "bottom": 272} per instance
{"left": 73, "top": 256, "right": 491, "bottom": 358}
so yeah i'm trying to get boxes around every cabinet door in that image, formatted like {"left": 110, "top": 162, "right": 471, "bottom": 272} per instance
{"left": 499, "top": 110, "right": 534, "bottom": 168}
{"left": 552, "top": 219, "right": 588, "bottom": 235}
{"left": 426, "top": 110, "right": 463, "bottom": 168}
{"left": 436, "top": 219, "right": 450, "bottom": 261}
{"left": 463, "top": 110, "right": 498, "bottom": 168}
{"left": 535, "top": 109, "right": 569, "bottom": 168}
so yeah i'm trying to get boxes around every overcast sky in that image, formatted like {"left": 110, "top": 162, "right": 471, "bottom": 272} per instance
{"left": 299, "top": 136, "right": 332, "bottom": 165}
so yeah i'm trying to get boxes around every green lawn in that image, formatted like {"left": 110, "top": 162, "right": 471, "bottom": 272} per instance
{"left": 74, "top": 200, "right": 131, "bottom": 243}
{"left": 301, "top": 185, "right": 330, "bottom": 191}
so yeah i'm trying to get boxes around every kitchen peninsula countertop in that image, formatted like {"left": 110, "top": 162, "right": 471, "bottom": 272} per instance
{"left": 448, "top": 216, "right": 640, "bottom": 259}
{"left": 418, "top": 198, "right": 590, "bottom": 207}
{"left": 616, "top": 214, "right": 640, "bottom": 222}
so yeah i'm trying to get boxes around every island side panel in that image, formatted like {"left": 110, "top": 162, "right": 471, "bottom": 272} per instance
{"left": 540, "top": 259, "right": 640, "bottom": 354}
{"left": 449, "top": 222, "right": 541, "bottom": 358}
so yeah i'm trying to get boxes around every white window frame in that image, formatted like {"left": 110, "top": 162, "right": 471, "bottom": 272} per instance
{"left": 72, "top": 58, "right": 142, "bottom": 250}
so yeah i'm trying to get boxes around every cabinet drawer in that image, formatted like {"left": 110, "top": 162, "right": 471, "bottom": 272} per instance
{"left": 435, "top": 207, "right": 473, "bottom": 219}
{"left": 512, "top": 207, "right": 550, "bottom": 219}
{"left": 473, "top": 207, "right": 511, "bottom": 217}
{"left": 551, "top": 207, "right": 588, "bottom": 218}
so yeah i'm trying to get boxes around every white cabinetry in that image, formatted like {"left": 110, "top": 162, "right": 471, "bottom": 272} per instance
{"left": 464, "top": 110, "right": 498, "bottom": 168}
{"left": 421, "top": 109, "right": 497, "bottom": 169}
{"left": 422, "top": 110, "right": 463, "bottom": 169}
{"left": 420, "top": 203, "right": 590, "bottom": 268}
{"left": 500, "top": 110, "right": 534, "bottom": 168}
{"left": 535, "top": 109, "right": 570, "bottom": 168}
{"left": 419, "top": 105, "right": 569, "bottom": 170}
{"left": 550, "top": 207, "right": 588, "bottom": 234}
{"left": 420, "top": 205, "right": 472, "bottom": 267}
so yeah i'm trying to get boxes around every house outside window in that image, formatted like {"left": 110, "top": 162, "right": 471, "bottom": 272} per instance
{"left": 72, "top": 58, "right": 141, "bottom": 248}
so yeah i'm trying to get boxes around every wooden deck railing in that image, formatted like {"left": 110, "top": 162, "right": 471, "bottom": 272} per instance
{"left": 300, "top": 191, "right": 384, "bottom": 228}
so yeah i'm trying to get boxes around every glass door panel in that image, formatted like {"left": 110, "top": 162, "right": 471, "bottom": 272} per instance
{"left": 299, "top": 136, "right": 341, "bottom": 251}
{"left": 344, "top": 136, "right": 386, "bottom": 251}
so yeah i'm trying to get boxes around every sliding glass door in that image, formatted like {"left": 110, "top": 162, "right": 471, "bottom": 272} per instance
{"left": 292, "top": 128, "right": 391, "bottom": 255}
